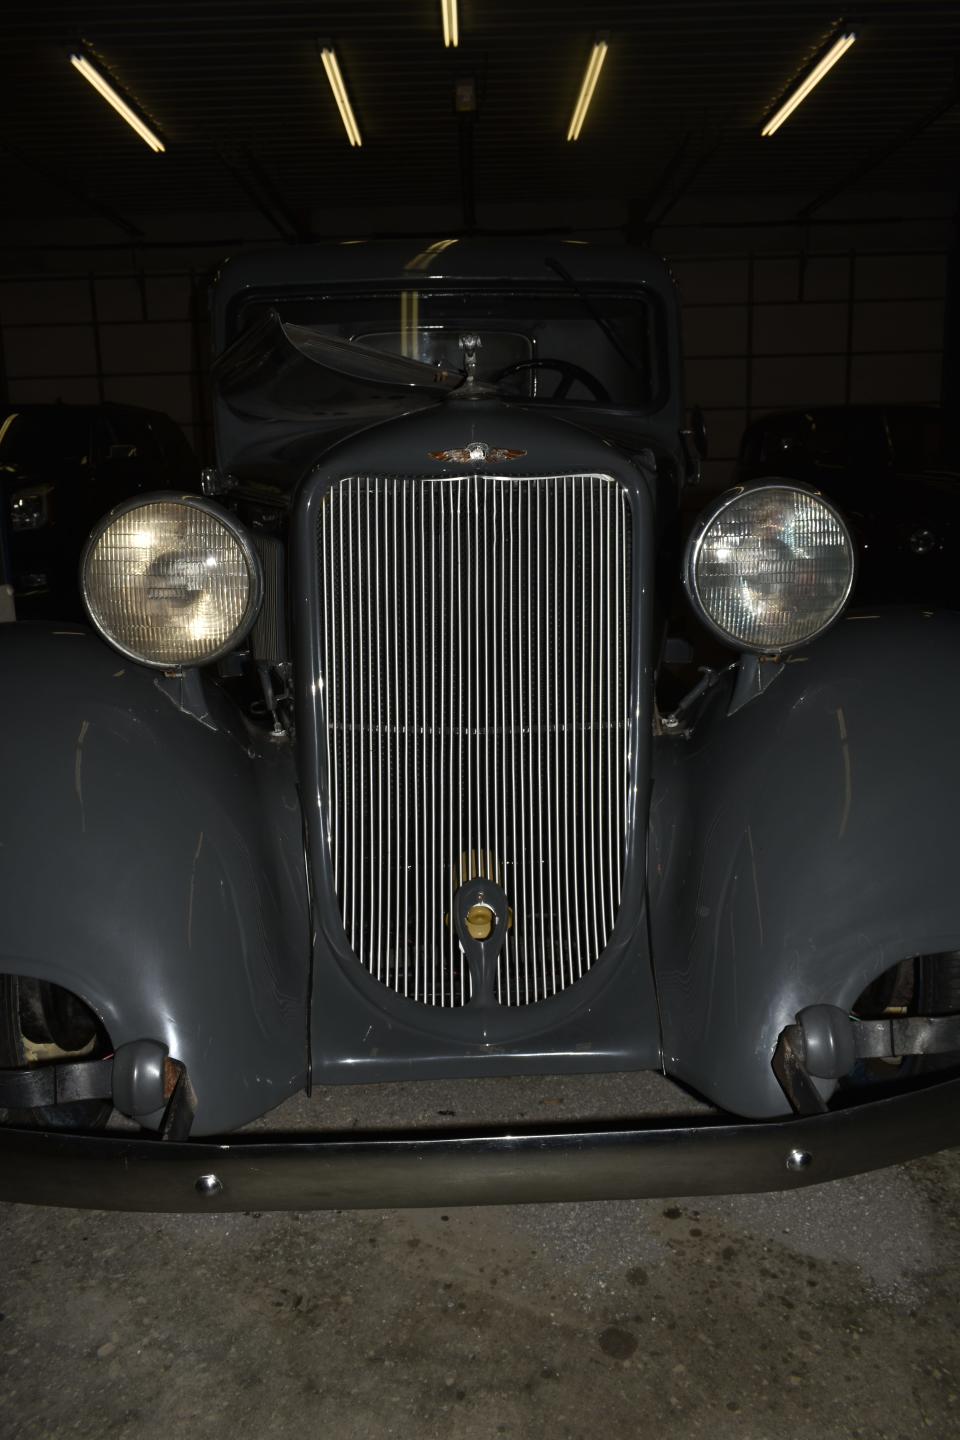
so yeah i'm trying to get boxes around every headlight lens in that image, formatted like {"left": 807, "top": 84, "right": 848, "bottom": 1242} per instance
{"left": 685, "top": 484, "right": 854, "bottom": 653}
{"left": 82, "top": 496, "right": 262, "bottom": 668}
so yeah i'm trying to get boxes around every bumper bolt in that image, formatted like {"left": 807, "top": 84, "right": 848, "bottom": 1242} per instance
{"left": 786, "top": 1148, "right": 812, "bottom": 1172}
{"left": 195, "top": 1173, "right": 223, "bottom": 1197}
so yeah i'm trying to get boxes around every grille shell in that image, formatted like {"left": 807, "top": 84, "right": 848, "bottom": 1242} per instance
{"left": 316, "top": 472, "right": 633, "bottom": 1007}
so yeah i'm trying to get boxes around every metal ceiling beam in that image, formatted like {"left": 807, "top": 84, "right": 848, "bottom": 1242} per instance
{"left": 0, "top": 142, "right": 143, "bottom": 239}
{"left": 647, "top": 135, "right": 727, "bottom": 234}
{"left": 626, "top": 132, "right": 692, "bottom": 244}
{"left": 797, "top": 83, "right": 960, "bottom": 220}
{"left": 217, "top": 148, "right": 312, "bottom": 243}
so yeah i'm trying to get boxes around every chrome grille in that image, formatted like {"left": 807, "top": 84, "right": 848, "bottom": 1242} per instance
{"left": 317, "top": 473, "right": 633, "bottom": 1006}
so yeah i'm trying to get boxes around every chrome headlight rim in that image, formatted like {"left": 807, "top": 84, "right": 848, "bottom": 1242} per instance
{"left": 80, "top": 491, "right": 264, "bottom": 670}
{"left": 683, "top": 480, "right": 856, "bottom": 656}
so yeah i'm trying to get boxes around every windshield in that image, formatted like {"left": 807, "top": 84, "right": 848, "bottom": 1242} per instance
{"left": 231, "top": 285, "right": 663, "bottom": 409}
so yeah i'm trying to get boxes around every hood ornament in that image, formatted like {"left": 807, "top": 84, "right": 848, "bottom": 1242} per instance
{"left": 429, "top": 442, "right": 527, "bottom": 463}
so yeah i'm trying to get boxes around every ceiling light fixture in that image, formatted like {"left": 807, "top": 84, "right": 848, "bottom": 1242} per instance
{"left": 566, "top": 37, "right": 608, "bottom": 142}
{"left": 761, "top": 32, "right": 857, "bottom": 137}
{"left": 320, "top": 47, "right": 362, "bottom": 147}
{"left": 69, "top": 52, "right": 165, "bottom": 153}
{"left": 441, "top": 0, "right": 459, "bottom": 48}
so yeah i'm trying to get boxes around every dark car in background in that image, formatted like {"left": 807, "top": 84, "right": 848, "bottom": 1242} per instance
{"left": 735, "top": 405, "right": 958, "bottom": 605}
{"left": 0, "top": 402, "right": 200, "bottom": 619}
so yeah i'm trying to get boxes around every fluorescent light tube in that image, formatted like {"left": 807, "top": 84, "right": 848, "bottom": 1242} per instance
{"left": 321, "top": 47, "right": 362, "bottom": 147}
{"left": 762, "top": 32, "right": 857, "bottom": 137}
{"left": 441, "top": 0, "right": 459, "bottom": 48}
{"left": 69, "top": 52, "right": 165, "bottom": 153}
{"left": 567, "top": 39, "right": 608, "bottom": 142}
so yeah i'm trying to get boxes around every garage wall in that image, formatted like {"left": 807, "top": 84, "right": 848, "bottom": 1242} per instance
{"left": 0, "top": 270, "right": 212, "bottom": 461}
{"left": 676, "top": 247, "right": 948, "bottom": 488}
{"left": 0, "top": 244, "right": 947, "bottom": 477}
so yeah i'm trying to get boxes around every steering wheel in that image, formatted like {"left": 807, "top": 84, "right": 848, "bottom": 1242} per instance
{"left": 493, "top": 357, "right": 611, "bottom": 405}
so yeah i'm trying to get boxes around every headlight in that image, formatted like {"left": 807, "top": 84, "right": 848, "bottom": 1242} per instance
{"left": 10, "top": 485, "right": 52, "bottom": 531}
{"left": 684, "top": 483, "right": 854, "bottom": 653}
{"left": 81, "top": 494, "right": 262, "bottom": 668}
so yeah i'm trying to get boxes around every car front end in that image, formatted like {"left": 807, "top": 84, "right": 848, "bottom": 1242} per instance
{"left": 2, "top": 241, "right": 960, "bottom": 1211}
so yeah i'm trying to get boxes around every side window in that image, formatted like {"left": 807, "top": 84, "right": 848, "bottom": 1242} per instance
{"left": 149, "top": 414, "right": 198, "bottom": 468}
{"left": 759, "top": 417, "right": 809, "bottom": 467}
{"left": 94, "top": 413, "right": 164, "bottom": 463}
{"left": 49, "top": 411, "right": 92, "bottom": 463}
{"left": 805, "top": 413, "right": 850, "bottom": 468}
{"left": 808, "top": 412, "right": 889, "bottom": 472}
{"left": 886, "top": 410, "right": 945, "bottom": 471}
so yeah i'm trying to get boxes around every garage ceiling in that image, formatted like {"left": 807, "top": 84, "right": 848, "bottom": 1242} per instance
{"left": 3, "top": 0, "right": 959, "bottom": 236}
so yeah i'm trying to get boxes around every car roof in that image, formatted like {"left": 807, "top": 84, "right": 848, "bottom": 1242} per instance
{"left": 215, "top": 237, "right": 676, "bottom": 293}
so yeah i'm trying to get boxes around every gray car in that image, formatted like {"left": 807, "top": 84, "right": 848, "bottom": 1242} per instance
{"left": 2, "top": 238, "right": 959, "bottom": 1213}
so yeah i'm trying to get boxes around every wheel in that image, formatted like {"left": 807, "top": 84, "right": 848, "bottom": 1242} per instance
{"left": 0, "top": 975, "right": 112, "bottom": 1129}
{"left": 493, "top": 358, "right": 612, "bottom": 404}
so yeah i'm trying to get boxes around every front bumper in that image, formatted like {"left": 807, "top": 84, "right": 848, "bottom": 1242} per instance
{"left": 2, "top": 1075, "right": 959, "bottom": 1212}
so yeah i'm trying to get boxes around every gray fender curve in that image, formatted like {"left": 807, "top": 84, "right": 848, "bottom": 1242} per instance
{"left": 0, "top": 624, "right": 310, "bottom": 1134}
{"left": 650, "top": 608, "right": 960, "bottom": 1118}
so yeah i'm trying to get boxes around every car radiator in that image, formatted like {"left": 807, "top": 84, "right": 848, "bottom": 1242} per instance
{"left": 316, "top": 472, "right": 632, "bottom": 1006}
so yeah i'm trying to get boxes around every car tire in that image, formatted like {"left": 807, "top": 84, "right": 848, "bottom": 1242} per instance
{"left": 0, "top": 975, "right": 112, "bottom": 1129}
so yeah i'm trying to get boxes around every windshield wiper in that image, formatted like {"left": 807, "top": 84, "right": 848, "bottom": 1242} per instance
{"left": 544, "top": 257, "right": 644, "bottom": 378}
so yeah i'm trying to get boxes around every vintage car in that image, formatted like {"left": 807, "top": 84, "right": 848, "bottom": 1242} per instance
{"left": 735, "top": 404, "right": 959, "bottom": 606}
{"left": 0, "top": 401, "right": 200, "bottom": 621}
{"left": 2, "top": 238, "right": 960, "bottom": 1212}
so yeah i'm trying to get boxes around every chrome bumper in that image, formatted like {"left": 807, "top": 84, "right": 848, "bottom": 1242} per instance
{"left": 2, "top": 1076, "right": 959, "bottom": 1212}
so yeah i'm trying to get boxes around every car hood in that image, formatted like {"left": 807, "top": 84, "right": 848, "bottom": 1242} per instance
{"left": 221, "top": 395, "right": 665, "bottom": 509}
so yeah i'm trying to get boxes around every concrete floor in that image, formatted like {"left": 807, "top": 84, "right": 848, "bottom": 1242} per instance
{"left": 2, "top": 1073, "right": 959, "bottom": 1440}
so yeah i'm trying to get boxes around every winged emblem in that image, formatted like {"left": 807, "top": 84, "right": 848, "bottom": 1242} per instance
{"left": 429, "top": 442, "right": 527, "bottom": 463}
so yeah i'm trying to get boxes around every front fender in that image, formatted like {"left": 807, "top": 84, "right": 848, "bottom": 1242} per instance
{"left": 0, "top": 624, "right": 310, "bottom": 1134}
{"left": 650, "top": 608, "right": 960, "bottom": 1117}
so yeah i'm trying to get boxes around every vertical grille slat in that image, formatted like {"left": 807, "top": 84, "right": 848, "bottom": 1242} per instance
{"left": 317, "top": 473, "right": 632, "bottom": 1008}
